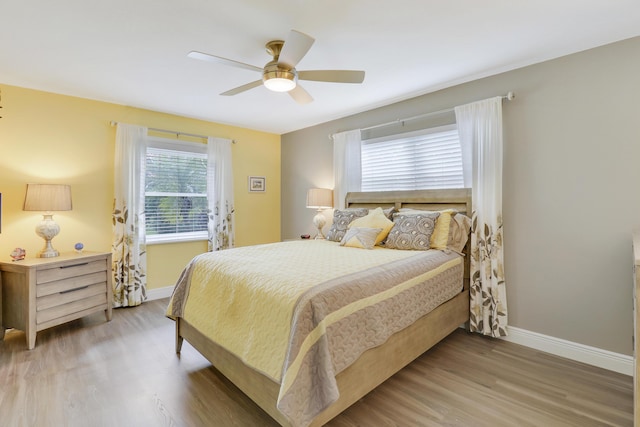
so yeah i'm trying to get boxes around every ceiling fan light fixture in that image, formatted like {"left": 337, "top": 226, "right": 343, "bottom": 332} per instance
{"left": 263, "top": 69, "right": 297, "bottom": 92}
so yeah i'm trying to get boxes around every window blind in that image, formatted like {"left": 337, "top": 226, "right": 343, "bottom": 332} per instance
{"left": 361, "top": 125, "right": 463, "bottom": 191}
{"left": 145, "top": 146, "right": 208, "bottom": 237}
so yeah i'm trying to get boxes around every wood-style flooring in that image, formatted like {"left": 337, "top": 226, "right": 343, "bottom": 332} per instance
{"left": 0, "top": 299, "right": 633, "bottom": 427}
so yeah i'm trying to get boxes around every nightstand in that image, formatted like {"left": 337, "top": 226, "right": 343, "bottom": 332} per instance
{"left": 0, "top": 251, "right": 113, "bottom": 349}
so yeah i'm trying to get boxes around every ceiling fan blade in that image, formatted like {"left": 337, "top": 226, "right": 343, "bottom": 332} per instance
{"left": 278, "top": 30, "right": 315, "bottom": 69}
{"left": 288, "top": 85, "right": 313, "bottom": 104}
{"left": 220, "top": 80, "right": 263, "bottom": 96}
{"left": 188, "top": 51, "right": 263, "bottom": 73}
{"left": 298, "top": 70, "right": 365, "bottom": 84}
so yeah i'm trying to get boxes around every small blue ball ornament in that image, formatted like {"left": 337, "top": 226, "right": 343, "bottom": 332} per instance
{"left": 74, "top": 242, "right": 84, "bottom": 253}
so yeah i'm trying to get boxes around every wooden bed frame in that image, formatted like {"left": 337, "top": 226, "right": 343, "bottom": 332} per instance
{"left": 175, "top": 188, "right": 472, "bottom": 426}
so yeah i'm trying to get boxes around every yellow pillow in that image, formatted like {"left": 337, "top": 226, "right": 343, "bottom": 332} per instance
{"left": 398, "top": 208, "right": 456, "bottom": 250}
{"left": 430, "top": 209, "right": 456, "bottom": 250}
{"left": 349, "top": 207, "right": 394, "bottom": 245}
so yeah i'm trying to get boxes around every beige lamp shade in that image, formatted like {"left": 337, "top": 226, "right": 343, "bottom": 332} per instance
{"left": 306, "top": 188, "right": 333, "bottom": 209}
{"left": 24, "top": 184, "right": 72, "bottom": 212}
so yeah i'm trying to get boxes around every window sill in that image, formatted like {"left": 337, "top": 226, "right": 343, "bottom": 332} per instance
{"left": 146, "top": 232, "right": 208, "bottom": 245}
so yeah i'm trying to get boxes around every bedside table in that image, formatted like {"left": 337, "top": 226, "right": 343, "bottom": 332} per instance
{"left": 0, "top": 251, "right": 113, "bottom": 349}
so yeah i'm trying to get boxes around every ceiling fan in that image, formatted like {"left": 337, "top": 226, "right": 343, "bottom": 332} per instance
{"left": 187, "top": 30, "right": 365, "bottom": 104}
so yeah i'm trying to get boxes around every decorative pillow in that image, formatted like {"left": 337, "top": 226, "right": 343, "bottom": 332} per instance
{"left": 398, "top": 208, "right": 456, "bottom": 250}
{"left": 382, "top": 207, "right": 397, "bottom": 220}
{"left": 339, "top": 227, "right": 383, "bottom": 249}
{"left": 326, "top": 208, "right": 369, "bottom": 242}
{"left": 348, "top": 207, "right": 395, "bottom": 245}
{"left": 447, "top": 213, "right": 472, "bottom": 253}
{"left": 385, "top": 212, "right": 440, "bottom": 250}
{"left": 429, "top": 209, "right": 456, "bottom": 250}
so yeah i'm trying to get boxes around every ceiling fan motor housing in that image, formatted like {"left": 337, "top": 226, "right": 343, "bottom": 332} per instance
{"left": 263, "top": 60, "right": 297, "bottom": 92}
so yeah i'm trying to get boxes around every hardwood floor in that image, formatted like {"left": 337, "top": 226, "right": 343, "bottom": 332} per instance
{"left": 0, "top": 298, "right": 632, "bottom": 427}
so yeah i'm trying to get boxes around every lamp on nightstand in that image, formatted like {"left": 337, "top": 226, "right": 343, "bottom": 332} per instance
{"left": 23, "top": 183, "right": 72, "bottom": 258}
{"left": 306, "top": 188, "right": 333, "bottom": 240}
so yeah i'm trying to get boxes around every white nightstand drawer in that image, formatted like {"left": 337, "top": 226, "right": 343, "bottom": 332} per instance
{"left": 37, "top": 292, "right": 108, "bottom": 326}
{"left": 36, "top": 270, "right": 107, "bottom": 297}
{"left": 37, "top": 282, "right": 107, "bottom": 312}
{"left": 36, "top": 259, "right": 107, "bottom": 285}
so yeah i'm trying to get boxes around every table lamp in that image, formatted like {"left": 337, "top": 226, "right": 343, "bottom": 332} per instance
{"left": 23, "top": 183, "right": 72, "bottom": 258}
{"left": 306, "top": 188, "right": 333, "bottom": 240}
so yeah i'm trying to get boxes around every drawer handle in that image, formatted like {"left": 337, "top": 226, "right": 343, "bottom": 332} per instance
{"left": 60, "top": 285, "right": 89, "bottom": 294}
{"left": 60, "top": 262, "right": 89, "bottom": 269}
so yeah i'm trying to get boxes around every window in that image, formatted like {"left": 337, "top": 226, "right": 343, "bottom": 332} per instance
{"left": 361, "top": 124, "right": 463, "bottom": 191}
{"left": 145, "top": 138, "right": 208, "bottom": 243}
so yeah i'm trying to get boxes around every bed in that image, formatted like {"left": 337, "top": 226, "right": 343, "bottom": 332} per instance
{"left": 167, "top": 189, "right": 472, "bottom": 427}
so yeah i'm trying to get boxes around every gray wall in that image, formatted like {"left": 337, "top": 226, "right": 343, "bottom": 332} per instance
{"left": 281, "top": 36, "right": 640, "bottom": 355}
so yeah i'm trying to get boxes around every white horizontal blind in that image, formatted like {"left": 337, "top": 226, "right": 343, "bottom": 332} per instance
{"left": 361, "top": 125, "right": 463, "bottom": 191}
{"left": 145, "top": 144, "right": 208, "bottom": 239}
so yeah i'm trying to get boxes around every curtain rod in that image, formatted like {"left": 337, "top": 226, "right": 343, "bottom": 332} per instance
{"left": 109, "top": 121, "right": 236, "bottom": 143}
{"left": 330, "top": 91, "right": 515, "bottom": 139}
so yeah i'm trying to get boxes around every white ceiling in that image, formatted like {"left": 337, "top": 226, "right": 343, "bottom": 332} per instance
{"left": 2, "top": 1, "right": 639, "bottom": 135}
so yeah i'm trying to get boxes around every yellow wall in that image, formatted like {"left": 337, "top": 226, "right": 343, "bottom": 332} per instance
{"left": 0, "top": 84, "right": 281, "bottom": 290}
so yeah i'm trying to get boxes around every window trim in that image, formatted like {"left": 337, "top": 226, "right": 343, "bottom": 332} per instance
{"left": 147, "top": 137, "right": 207, "bottom": 154}
{"left": 363, "top": 123, "right": 457, "bottom": 145}
{"left": 145, "top": 136, "right": 208, "bottom": 245}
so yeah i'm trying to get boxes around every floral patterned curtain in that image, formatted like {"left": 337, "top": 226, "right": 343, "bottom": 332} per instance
{"left": 112, "top": 123, "right": 147, "bottom": 307}
{"left": 455, "top": 97, "right": 508, "bottom": 337}
{"left": 207, "top": 137, "right": 234, "bottom": 251}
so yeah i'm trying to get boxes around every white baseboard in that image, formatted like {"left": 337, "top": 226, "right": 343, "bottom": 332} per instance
{"left": 144, "top": 285, "right": 634, "bottom": 376}
{"left": 501, "top": 326, "right": 633, "bottom": 376}
{"left": 146, "top": 285, "right": 174, "bottom": 301}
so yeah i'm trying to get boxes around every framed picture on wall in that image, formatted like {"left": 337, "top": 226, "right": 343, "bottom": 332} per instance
{"left": 248, "top": 176, "right": 266, "bottom": 193}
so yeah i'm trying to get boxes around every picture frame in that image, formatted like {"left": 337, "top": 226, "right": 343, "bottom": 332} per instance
{"left": 248, "top": 176, "right": 266, "bottom": 193}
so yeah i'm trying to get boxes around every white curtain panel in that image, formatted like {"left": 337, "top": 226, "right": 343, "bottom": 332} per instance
{"left": 332, "top": 129, "right": 362, "bottom": 209}
{"left": 112, "top": 123, "right": 147, "bottom": 307}
{"left": 455, "top": 97, "right": 508, "bottom": 337}
{"left": 207, "top": 137, "right": 235, "bottom": 251}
